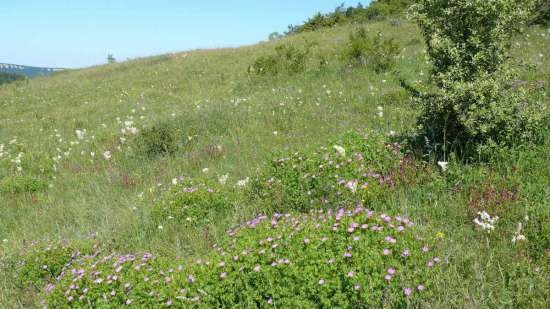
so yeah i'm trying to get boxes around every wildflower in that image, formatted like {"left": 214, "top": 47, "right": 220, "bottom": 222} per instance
{"left": 473, "top": 211, "right": 498, "bottom": 233}
{"left": 345, "top": 180, "right": 358, "bottom": 193}
{"left": 383, "top": 249, "right": 391, "bottom": 256}
{"left": 512, "top": 222, "right": 527, "bottom": 243}
{"left": 318, "top": 278, "right": 325, "bottom": 285}
{"left": 404, "top": 287, "right": 413, "bottom": 297}
{"left": 45, "top": 283, "right": 55, "bottom": 293}
{"left": 437, "top": 161, "right": 448, "bottom": 171}
{"left": 402, "top": 249, "right": 410, "bottom": 257}
{"left": 267, "top": 298, "right": 273, "bottom": 305}
{"left": 354, "top": 284, "right": 361, "bottom": 290}
{"left": 103, "top": 150, "right": 112, "bottom": 160}
{"left": 417, "top": 284, "right": 425, "bottom": 292}
{"left": 333, "top": 145, "right": 346, "bottom": 157}
{"left": 387, "top": 268, "right": 396, "bottom": 275}
{"left": 236, "top": 177, "right": 250, "bottom": 187}
{"left": 253, "top": 265, "right": 261, "bottom": 272}
{"left": 218, "top": 174, "right": 228, "bottom": 185}
{"left": 188, "top": 274, "right": 195, "bottom": 283}
{"left": 126, "top": 299, "right": 133, "bottom": 305}
{"left": 166, "top": 299, "right": 173, "bottom": 306}
{"left": 436, "top": 231, "right": 445, "bottom": 239}
{"left": 347, "top": 271, "right": 355, "bottom": 277}
{"left": 220, "top": 272, "right": 227, "bottom": 279}
{"left": 422, "top": 245, "right": 429, "bottom": 253}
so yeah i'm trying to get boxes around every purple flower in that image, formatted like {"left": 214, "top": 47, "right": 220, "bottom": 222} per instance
{"left": 343, "top": 251, "right": 352, "bottom": 258}
{"left": 422, "top": 245, "right": 429, "bottom": 253}
{"left": 166, "top": 299, "right": 173, "bottom": 306}
{"left": 347, "top": 271, "right": 355, "bottom": 277}
{"left": 417, "top": 284, "right": 425, "bottom": 292}
{"left": 402, "top": 249, "right": 410, "bottom": 257}
{"left": 188, "top": 274, "right": 196, "bottom": 283}
{"left": 318, "top": 278, "right": 325, "bottom": 285}
{"left": 267, "top": 298, "right": 273, "bottom": 305}
{"left": 404, "top": 287, "right": 413, "bottom": 297}
{"left": 387, "top": 267, "right": 396, "bottom": 275}
{"left": 45, "top": 283, "right": 55, "bottom": 293}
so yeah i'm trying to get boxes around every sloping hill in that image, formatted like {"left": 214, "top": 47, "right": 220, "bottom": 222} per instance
{"left": 0, "top": 17, "right": 548, "bottom": 308}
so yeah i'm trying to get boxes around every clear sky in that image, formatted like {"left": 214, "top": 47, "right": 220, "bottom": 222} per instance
{"left": 1, "top": 1, "right": 365, "bottom": 68}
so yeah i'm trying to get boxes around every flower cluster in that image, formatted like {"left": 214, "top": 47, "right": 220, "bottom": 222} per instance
{"left": 42, "top": 206, "right": 443, "bottom": 308}
{"left": 473, "top": 211, "right": 499, "bottom": 233}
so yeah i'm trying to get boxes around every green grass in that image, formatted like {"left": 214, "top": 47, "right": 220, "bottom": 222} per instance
{"left": 0, "top": 18, "right": 548, "bottom": 308}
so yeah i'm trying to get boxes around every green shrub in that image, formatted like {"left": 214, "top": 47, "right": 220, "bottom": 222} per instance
{"left": 151, "top": 178, "right": 231, "bottom": 227}
{"left": 14, "top": 240, "right": 96, "bottom": 291}
{"left": 43, "top": 208, "right": 444, "bottom": 308}
{"left": 250, "top": 131, "right": 403, "bottom": 212}
{"left": 0, "top": 175, "right": 48, "bottom": 194}
{"left": 408, "top": 0, "right": 545, "bottom": 159}
{"left": 134, "top": 122, "right": 177, "bottom": 158}
{"left": 250, "top": 43, "right": 311, "bottom": 76}
{"left": 342, "top": 28, "right": 399, "bottom": 73}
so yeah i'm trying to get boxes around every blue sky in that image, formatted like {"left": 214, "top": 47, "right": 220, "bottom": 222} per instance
{"left": 1, "top": 1, "right": 365, "bottom": 68}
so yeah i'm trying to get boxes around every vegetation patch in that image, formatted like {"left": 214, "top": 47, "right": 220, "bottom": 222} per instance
{"left": 42, "top": 207, "right": 444, "bottom": 308}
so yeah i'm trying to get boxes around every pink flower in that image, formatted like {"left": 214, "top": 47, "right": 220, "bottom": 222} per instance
{"left": 383, "top": 248, "right": 391, "bottom": 256}
{"left": 422, "top": 245, "right": 429, "bottom": 253}
{"left": 253, "top": 265, "right": 261, "bottom": 272}
{"left": 304, "top": 238, "right": 310, "bottom": 245}
{"left": 267, "top": 298, "right": 273, "bottom": 305}
{"left": 347, "top": 271, "right": 355, "bottom": 277}
{"left": 318, "top": 278, "right": 325, "bottom": 285}
{"left": 404, "top": 287, "right": 413, "bottom": 297}
{"left": 387, "top": 267, "right": 396, "bottom": 275}
{"left": 188, "top": 274, "right": 195, "bottom": 283}
{"left": 402, "top": 249, "right": 410, "bottom": 257}
{"left": 166, "top": 299, "right": 173, "bottom": 306}
{"left": 417, "top": 284, "right": 425, "bottom": 292}
{"left": 343, "top": 252, "right": 352, "bottom": 258}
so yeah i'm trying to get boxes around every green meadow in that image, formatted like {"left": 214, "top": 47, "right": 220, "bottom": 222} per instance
{"left": 0, "top": 15, "right": 548, "bottom": 308}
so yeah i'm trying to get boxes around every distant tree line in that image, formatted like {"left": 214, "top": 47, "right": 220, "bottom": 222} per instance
{"left": 0, "top": 72, "right": 25, "bottom": 86}
{"left": 286, "top": 1, "right": 413, "bottom": 35}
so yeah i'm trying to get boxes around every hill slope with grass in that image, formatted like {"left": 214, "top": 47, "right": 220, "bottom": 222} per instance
{"left": 0, "top": 15, "right": 549, "bottom": 308}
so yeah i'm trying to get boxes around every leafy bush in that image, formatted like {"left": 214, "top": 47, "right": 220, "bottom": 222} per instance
{"left": 134, "top": 121, "right": 178, "bottom": 158}
{"left": 287, "top": 1, "right": 413, "bottom": 34}
{"left": 342, "top": 28, "right": 399, "bottom": 73}
{"left": 151, "top": 178, "right": 231, "bottom": 227}
{"left": 43, "top": 207, "right": 444, "bottom": 308}
{"left": 408, "top": 0, "right": 545, "bottom": 159}
{"left": 250, "top": 132, "right": 405, "bottom": 212}
{"left": 0, "top": 175, "right": 48, "bottom": 194}
{"left": 250, "top": 43, "right": 311, "bottom": 76}
{"left": 13, "top": 240, "right": 96, "bottom": 291}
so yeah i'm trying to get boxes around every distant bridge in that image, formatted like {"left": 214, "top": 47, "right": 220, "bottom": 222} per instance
{"left": 0, "top": 63, "right": 65, "bottom": 77}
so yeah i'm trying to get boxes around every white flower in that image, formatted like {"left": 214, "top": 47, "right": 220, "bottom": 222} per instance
{"left": 333, "top": 145, "right": 346, "bottom": 157}
{"left": 437, "top": 161, "right": 448, "bottom": 171}
{"left": 236, "top": 177, "right": 249, "bottom": 187}
{"left": 2, "top": 238, "right": 7, "bottom": 243}
{"left": 473, "top": 211, "right": 498, "bottom": 233}
{"left": 75, "top": 129, "right": 86, "bottom": 140}
{"left": 103, "top": 151, "right": 112, "bottom": 160}
{"left": 202, "top": 168, "right": 209, "bottom": 173}
{"left": 218, "top": 174, "right": 229, "bottom": 185}
{"left": 172, "top": 178, "right": 178, "bottom": 185}
{"left": 512, "top": 222, "right": 527, "bottom": 243}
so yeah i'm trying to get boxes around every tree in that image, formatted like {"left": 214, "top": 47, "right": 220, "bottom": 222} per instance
{"left": 107, "top": 54, "right": 116, "bottom": 64}
{"left": 409, "top": 0, "right": 545, "bottom": 159}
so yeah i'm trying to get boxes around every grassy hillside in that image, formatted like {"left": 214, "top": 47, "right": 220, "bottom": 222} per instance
{"left": 0, "top": 18, "right": 548, "bottom": 308}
